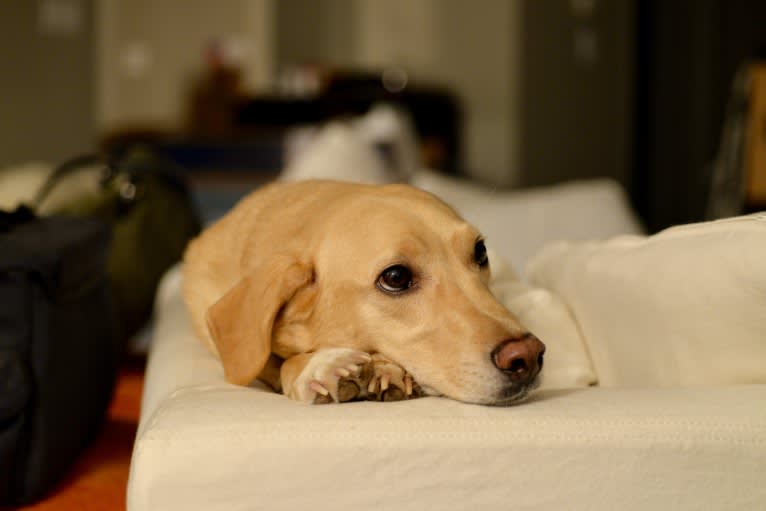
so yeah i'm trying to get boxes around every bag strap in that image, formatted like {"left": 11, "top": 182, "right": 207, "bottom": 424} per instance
{"left": 31, "top": 154, "right": 106, "bottom": 209}
{"left": 31, "top": 147, "right": 193, "bottom": 211}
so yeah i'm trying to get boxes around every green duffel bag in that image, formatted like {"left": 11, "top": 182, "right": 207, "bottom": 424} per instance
{"left": 32, "top": 148, "right": 201, "bottom": 345}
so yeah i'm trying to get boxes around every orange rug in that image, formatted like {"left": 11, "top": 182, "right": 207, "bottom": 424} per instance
{"left": 15, "top": 362, "right": 144, "bottom": 511}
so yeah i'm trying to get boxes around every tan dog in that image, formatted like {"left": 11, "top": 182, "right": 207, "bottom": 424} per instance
{"left": 183, "top": 180, "right": 545, "bottom": 405}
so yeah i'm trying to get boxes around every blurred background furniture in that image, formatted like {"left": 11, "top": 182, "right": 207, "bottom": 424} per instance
{"left": 745, "top": 63, "right": 766, "bottom": 209}
{"left": 4, "top": 0, "right": 766, "bottom": 233}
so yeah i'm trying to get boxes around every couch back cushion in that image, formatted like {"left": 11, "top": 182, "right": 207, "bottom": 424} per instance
{"left": 526, "top": 213, "right": 766, "bottom": 387}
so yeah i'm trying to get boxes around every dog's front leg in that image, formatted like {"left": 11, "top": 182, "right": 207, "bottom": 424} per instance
{"left": 280, "top": 349, "right": 423, "bottom": 404}
{"left": 280, "top": 348, "right": 373, "bottom": 404}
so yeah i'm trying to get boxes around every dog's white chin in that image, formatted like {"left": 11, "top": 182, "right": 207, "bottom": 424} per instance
{"left": 489, "top": 378, "right": 541, "bottom": 407}
{"left": 439, "top": 381, "right": 539, "bottom": 407}
{"left": 418, "top": 384, "right": 442, "bottom": 397}
{"left": 418, "top": 374, "right": 541, "bottom": 407}
{"left": 490, "top": 388, "right": 532, "bottom": 406}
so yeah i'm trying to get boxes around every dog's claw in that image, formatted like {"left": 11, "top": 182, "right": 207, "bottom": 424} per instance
{"left": 364, "top": 355, "right": 422, "bottom": 402}
{"left": 291, "top": 348, "right": 373, "bottom": 404}
{"left": 405, "top": 375, "right": 413, "bottom": 396}
{"left": 310, "top": 381, "right": 329, "bottom": 396}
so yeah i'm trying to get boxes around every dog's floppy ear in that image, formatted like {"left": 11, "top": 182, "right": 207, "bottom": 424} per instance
{"left": 205, "top": 256, "right": 314, "bottom": 385}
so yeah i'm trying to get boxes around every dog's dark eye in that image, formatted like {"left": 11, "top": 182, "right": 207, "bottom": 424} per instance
{"left": 377, "top": 265, "right": 414, "bottom": 294}
{"left": 474, "top": 239, "right": 489, "bottom": 267}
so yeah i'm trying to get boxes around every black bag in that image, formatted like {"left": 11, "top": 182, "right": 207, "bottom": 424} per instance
{"left": 0, "top": 207, "right": 118, "bottom": 505}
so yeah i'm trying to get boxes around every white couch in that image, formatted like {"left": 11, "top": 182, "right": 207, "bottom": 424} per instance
{"left": 127, "top": 122, "right": 766, "bottom": 510}
{"left": 128, "top": 272, "right": 766, "bottom": 510}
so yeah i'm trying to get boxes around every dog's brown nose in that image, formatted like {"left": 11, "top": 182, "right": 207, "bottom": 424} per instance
{"left": 491, "top": 334, "right": 546, "bottom": 383}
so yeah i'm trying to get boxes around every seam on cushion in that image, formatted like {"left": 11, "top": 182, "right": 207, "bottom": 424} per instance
{"left": 242, "top": 416, "right": 766, "bottom": 442}
{"left": 159, "top": 422, "right": 766, "bottom": 449}
{"left": 651, "top": 213, "right": 766, "bottom": 241}
{"left": 131, "top": 427, "right": 766, "bottom": 456}
{"left": 227, "top": 417, "right": 766, "bottom": 431}
{"left": 140, "top": 387, "right": 766, "bottom": 431}
{"left": 135, "top": 385, "right": 766, "bottom": 447}
{"left": 137, "top": 396, "right": 766, "bottom": 447}
{"left": 563, "top": 303, "right": 598, "bottom": 385}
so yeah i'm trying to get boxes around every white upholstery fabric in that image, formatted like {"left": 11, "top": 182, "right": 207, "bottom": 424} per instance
{"left": 527, "top": 213, "right": 766, "bottom": 387}
{"left": 128, "top": 268, "right": 766, "bottom": 511}
{"left": 411, "top": 169, "right": 644, "bottom": 271}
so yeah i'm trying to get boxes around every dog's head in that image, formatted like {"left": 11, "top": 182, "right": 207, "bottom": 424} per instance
{"left": 206, "top": 182, "right": 545, "bottom": 405}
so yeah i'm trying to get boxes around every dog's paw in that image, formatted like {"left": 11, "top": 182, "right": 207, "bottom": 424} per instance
{"left": 364, "top": 354, "right": 423, "bottom": 402}
{"left": 287, "top": 348, "right": 372, "bottom": 404}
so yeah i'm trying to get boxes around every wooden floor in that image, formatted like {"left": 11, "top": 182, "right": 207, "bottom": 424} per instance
{"left": 16, "top": 362, "right": 145, "bottom": 511}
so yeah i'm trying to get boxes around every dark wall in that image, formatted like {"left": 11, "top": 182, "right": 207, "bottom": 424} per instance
{"left": 519, "top": 0, "right": 636, "bottom": 191}
{"left": 633, "top": 0, "right": 766, "bottom": 231}
{"left": 275, "top": 0, "right": 357, "bottom": 71}
{"left": 517, "top": 0, "right": 766, "bottom": 232}
{"left": 0, "top": 0, "right": 95, "bottom": 167}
